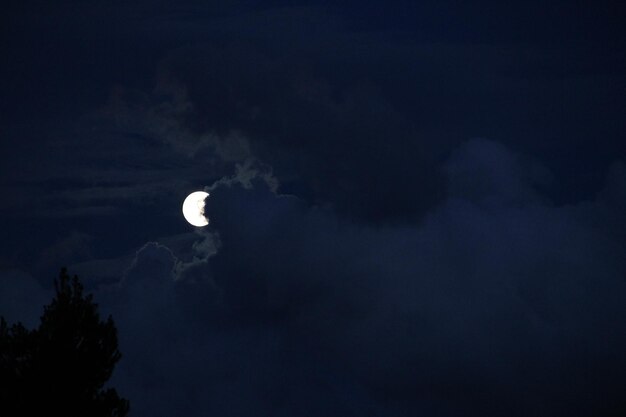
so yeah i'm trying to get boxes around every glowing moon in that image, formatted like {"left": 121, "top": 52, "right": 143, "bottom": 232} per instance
{"left": 182, "top": 191, "right": 209, "bottom": 227}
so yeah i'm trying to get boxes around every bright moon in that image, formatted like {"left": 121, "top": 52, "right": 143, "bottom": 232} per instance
{"left": 182, "top": 191, "right": 209, "bottom": 227}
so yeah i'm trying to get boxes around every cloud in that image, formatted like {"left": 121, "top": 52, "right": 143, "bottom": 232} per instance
{"left": 2, "top": 137, "right": 624, "bottom": 415}
{"left": 80, "top": 139, "right": 626, "bottom": 416}
{"left": 102, "top": 71, "right": 254, "bottom": 162}
{"left": 173, "top": 229, "right": 221, "bottom": 283}
{"left": 206, "top": 157, "right": 279, "bottom": 193}
{"left": 4, "top": 3, "right": 621, "bottom": 229}
{"left": 444, "top": 138, "right": 553, "bottom": 206}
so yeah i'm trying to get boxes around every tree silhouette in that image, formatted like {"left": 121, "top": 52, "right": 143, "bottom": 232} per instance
{"left": 0, "top": 268, "right": 129, "bottom": 417}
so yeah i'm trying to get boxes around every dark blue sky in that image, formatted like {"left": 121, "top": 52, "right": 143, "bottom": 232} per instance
{"left": 1, "top": 1, "right": 625, "bottom": 416}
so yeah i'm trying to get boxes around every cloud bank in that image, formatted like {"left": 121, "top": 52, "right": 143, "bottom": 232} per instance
{"left": 58, "top": 139, "right": 624, "bottom": 416}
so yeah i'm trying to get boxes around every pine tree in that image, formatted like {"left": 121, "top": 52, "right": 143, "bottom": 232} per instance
{"left": 0, "top": 268, "right": 129, "bottom": 417}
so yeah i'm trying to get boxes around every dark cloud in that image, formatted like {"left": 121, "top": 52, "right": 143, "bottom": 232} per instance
{"left": 107, "top": 15, "right": 624, "bottom": 221}
{"left": 59, "top": 140, "right": 621, "bottom": 416}
{"left": 4, "top": 2, "right": 624, "bottom": 226}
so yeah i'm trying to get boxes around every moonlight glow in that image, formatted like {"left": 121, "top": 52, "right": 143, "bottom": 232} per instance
{"left": 182, "top": 191, "right": 209, "bottom": 227}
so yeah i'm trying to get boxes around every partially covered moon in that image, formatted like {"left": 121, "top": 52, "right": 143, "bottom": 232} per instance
{"left": 182, "top": 191, "right": 209, "bottom": 227}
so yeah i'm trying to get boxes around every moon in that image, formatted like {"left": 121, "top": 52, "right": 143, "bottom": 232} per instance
{"left": 182, "top": 191, "right": 209, "bottom": 227}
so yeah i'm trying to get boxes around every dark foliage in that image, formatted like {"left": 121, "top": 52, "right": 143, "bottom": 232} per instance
{"left": 0, "top": 268, "right": 129, "bottom": 417}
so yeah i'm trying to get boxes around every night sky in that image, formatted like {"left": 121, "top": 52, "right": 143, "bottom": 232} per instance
{"left": 1, "top": 1, "right": 626, "bottom": 416}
